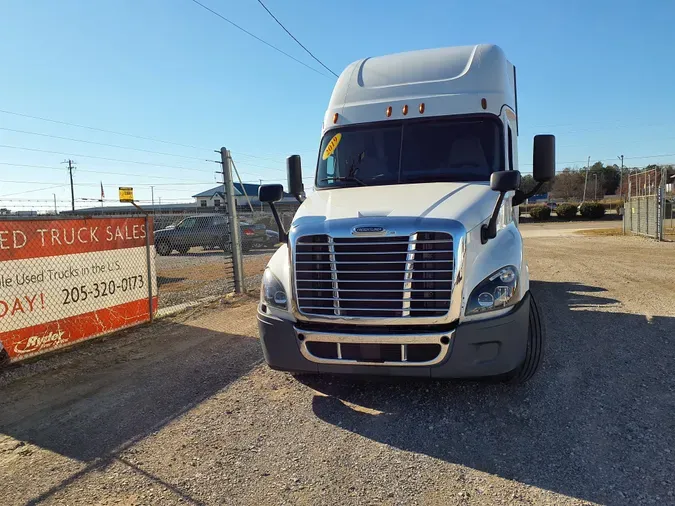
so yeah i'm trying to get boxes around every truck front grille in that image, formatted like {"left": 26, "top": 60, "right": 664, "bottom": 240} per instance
{"left": 295, "top": 232, "right": 453, "bottom": 318}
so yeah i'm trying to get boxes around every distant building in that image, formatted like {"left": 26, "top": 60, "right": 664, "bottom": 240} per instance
{"left": 60, "top": 182, "right": 300, "bottom": 221}
{"left": 192, "top": 183, "right": 299, "bottom": 211}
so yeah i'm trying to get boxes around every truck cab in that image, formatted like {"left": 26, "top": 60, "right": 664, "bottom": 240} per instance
{"left": 257, "top": 44, "right": 554, "bottom": 383}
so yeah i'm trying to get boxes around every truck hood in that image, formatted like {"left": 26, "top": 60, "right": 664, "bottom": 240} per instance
{"left": 293, "top": 182, "right": 498, "bottom": 229}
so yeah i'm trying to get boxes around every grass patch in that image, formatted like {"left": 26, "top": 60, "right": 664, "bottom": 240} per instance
{"left": 574, "top": 227, "right": 624, "bottom": 237}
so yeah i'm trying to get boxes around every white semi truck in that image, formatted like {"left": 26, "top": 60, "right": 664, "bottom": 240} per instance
{"left": 257, "top": 44, "right": 555, "bottom": 383}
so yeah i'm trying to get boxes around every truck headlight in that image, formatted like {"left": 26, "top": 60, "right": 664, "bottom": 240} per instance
{"left": 261, "top": 269, "right": 287, "bottom": 309}
{"left": 465, "top": 266, "right": 518, "bottom": 315}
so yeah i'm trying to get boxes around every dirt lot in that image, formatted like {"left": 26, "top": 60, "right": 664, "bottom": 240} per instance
{"left": 1, "top": 234, "right": 674, "bottom": 505}
{"left": 156, "top": 249, "right": 274, "bottom": 308}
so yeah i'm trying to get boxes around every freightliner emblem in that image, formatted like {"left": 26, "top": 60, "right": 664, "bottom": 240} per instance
{"left": 352, "top": 226, "right": 386, "bottom": 235}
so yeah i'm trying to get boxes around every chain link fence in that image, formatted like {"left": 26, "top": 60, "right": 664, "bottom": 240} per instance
{"left": 665, "top": 178, "right": 674, "bottom": 240}
{"left": 0, "top": 215, "right": 158, "bottom": 362}
{"left": 152, "top": 210, "right": 270, "bottom": 309}
{"left": 624, "top": 168, "right": 667, "bottom": 240}
{"left": 0, "top": 149, "right": 260, "bottom": 363}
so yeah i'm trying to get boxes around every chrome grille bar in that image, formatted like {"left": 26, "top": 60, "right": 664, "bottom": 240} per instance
{"left": 402, "top": 232, "right": 417, "bottom": 317}
{"left": 328, "top": 237, "right": 340, "bottom": 316}
{"left": 295, "top": 232, "right": 453, "bottom": 319}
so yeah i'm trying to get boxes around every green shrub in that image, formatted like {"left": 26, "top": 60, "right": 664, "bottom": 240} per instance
{"left": 529, "top": 205, "right": 552, "bottom": 221}
{"left": 555, "top": 203, "right": 578, "bottom": 220}
{"left": 579, "top": 202, "right": 606, "bottom": 219}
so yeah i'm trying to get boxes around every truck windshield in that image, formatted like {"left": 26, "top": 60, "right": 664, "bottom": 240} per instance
{"left": 316, "top": 117, "right": 503, "bottom": 188}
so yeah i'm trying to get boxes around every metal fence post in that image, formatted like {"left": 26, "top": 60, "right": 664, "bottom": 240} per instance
{"left": 221, "top": 147, "right": 244, "bottom": 293}
{"left": 657, "top": 168, "right": 664, "bottom": 241}
{"left": 144, "top": 214, "right": 154, "bottom": 322}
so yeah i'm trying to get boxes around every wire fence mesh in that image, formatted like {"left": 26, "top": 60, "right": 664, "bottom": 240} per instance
{"left": 152, "top": 211, "right": 238, "bottom": 309}
{"left": 0, "top": 215, "right": 157, "bottom": 362}
{"left": 624, "top": 168, "right": 667, "bottom": 240}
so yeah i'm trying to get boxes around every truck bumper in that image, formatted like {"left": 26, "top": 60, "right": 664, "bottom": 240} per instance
{"left": 257, "top": 292, "right": 530, "bottom": 379}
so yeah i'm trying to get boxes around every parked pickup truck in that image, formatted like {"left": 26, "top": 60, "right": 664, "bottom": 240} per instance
{"left": 154, "top": 214, "right": 266, "bottom": 255}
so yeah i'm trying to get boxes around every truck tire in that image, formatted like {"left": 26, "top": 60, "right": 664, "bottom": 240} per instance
{"left": 498, "top": 294, "right": 544, "bottom": 384}
{"left": 156, "top": 241, "right": 172, "bottom": 256}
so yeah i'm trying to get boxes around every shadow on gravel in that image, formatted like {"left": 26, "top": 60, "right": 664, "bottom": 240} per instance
{"left": 157, "top": 275, "right": 188, "bottom": 286}
{"left": 303, "top": 281, "right": 675, "bottom": 505}
{"left": 0, "top": 322, "right": 261, "bottom": 463}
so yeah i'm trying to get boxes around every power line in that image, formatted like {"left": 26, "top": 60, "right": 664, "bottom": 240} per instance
{"left": 188, "top": 0, "right": 332, "bottom": 79}
{"left": 0, "top": 162, "right": 272, "bottom": 186}
{"left": 0, "top": 144, "right": 216, "bottom": 172}
{"left": 1, "top": 125, "right": 298, "bottom": 170}
{"left": 255, "top": 0, "right": 338, "bottom": 78}
{"left": 0, "top": 127, "right": 210, "bottom": 161}
{"left": 0, "top": 184, "right": 66, "bottom": 198}
{"left": 520, "top": 152, "right": 675, "bottom": 167}
{"left": 0, "top": 108, "right": 315, "bottom": 164}
{"left": 0, "top": 141, "right": 285, "bottom": 174}
{"left": 0, "top": 109, "right": 213, "bottom": 152}
{"left": 0, "top": 162, "right": 211, "bottom": 182}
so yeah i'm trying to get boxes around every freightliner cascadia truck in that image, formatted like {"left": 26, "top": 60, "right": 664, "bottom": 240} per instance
{"left": 257, "top": 44, "right": 555, "bottom": 383}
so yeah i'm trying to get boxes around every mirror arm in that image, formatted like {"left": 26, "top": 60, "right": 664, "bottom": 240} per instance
{"left": 267, "top": 202, "right": 288, "bottom": 243}
{"left": 481, "top": 192, "right": 506, "bottom": 244}
{"left": 512, "top": 181, "right": 545, "bottom": 207}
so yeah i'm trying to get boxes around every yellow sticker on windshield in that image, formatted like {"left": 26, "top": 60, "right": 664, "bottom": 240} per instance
{"left": 322, "top": 133, "right": 342, "bottom": 160}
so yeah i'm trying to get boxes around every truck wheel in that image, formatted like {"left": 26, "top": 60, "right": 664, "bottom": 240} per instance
{"left": 499, "top": 295, "right": 544, "bottom": 384}
{"left": 156, "top": 241, "right": 172, "bottom": 256}
{"left": 177, "top": 246, "right": 190, "bottom": 255}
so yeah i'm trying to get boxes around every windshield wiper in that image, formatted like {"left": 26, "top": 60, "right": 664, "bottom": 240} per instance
{"left": 320, "top": 175, "right": 366, "bottom": 186}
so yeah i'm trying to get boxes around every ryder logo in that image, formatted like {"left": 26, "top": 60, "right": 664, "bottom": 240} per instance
{"left": 13, "top": 331, "right": 67, "bottom": 355}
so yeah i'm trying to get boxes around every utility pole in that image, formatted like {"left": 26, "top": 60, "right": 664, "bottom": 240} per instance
{"left": 618, "top": 155, "right": 624, "bottom": 200}
{"left": 220, "top": 147, "right": 244, "bottom": 293}
{"left": 62, "top": 159, "right": 76, "bottom": 211}
{"left": 53, "top": 193, "right": 57, "bottom": 214}
{"left": 582, "top": 156, "right": 590, "bottom": 203}
{"left": 151, "top": 186, "right": 155, "bottom": 214}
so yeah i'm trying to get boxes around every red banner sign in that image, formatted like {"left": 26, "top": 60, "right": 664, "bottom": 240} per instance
{"left": 0, "top": 217, "right": 157, "bottom": 362}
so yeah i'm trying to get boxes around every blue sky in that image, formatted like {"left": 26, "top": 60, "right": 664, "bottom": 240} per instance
{"left": 1, "top": 0, "right": 674, "bottom": 210}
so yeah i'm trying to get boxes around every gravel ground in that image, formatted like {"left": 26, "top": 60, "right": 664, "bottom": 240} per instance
{"left": 156, "top": 249, "right": 274, "bottom": 308}
{"left": 1, "top": 234, "right": 674, "bottom": 505}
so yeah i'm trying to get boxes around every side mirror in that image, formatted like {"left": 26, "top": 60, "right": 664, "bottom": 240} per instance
{"left": 490, "top": 170, "right": 521, "bottom": 193}
{"left": 533, "top": 134, "right": 555, "bottom": 182}
{"left": 482, "top": 170, "right": 521, "bottom": 244}
{"left": 258, "top": 184, "right": 284, "bottom": 203}
{"left": 287, "top": 155, "right": 305, "bottom": 202}
{"left": 258, "top": 184, "right": 287, "bottom": 243}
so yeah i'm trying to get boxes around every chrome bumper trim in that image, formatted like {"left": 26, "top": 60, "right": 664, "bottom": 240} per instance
{"left": 295, "top": 328, "right": 453, "bottom": 366}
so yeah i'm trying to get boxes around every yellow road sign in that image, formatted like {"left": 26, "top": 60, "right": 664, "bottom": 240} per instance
{"left": 119, "top": 187, "right": 134, "bottom": 203}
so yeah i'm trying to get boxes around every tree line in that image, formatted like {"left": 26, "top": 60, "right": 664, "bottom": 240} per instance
{"left": 520, "top": 163, "right": 674, "bottom": 201}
